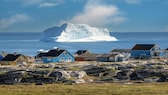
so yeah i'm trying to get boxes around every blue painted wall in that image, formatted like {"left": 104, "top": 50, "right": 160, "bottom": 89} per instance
{"left": 0, "top": 55, "right": 3, "bottom": 61}
{"left": 42, "top": 51, "right": 74, "bottom": 63}
{"left": 131, "top": 50, "right": 151, "bottom": 59}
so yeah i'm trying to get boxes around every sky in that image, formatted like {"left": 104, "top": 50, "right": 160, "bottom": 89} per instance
{"left": 0, "top": 0, "right": 168, "bottom": 32}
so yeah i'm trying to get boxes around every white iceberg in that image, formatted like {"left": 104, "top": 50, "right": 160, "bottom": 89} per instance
{"left": 40, "top": 23, "right": 117, "bottom": 42}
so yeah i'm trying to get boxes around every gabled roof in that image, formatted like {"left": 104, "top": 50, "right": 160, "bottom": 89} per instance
{"left": 132, "top": 44, "right": 156, "bottom": 50}
{"left": 76, "top": 53, "right": 118, "bottom": 58}
{"left": 1, "top": 54, "right": 21, "bottom": 61}
{"left": 111, "top": 49, "right": 131, "bottom": 53}
{"left": 75, "top": 50, "right": 91, "bottom": 55}
{"left": 98, "top": 54, "right": 118, "bottom": 57}
{"left": 37, "top": 49, "right": 66, "bottom": 57}
{"left": 76, "top": 53, "right": 100, "bottom": 58}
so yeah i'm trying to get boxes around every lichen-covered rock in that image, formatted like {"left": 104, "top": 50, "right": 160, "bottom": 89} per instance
{"left": 158, "top": 74, "right": 168, "bottom": 82}
{"left": 116, "top": 70, "right": 133, "bottom": 80}
{"left": 0, "top": 70, "right": 25, "bottom": 84}
{"left": 73, "top": 79, "right": 85, "bottom": 84}
{"left": 49, "top": 70, "right": 71, "bottom": 81}
{"left": 84, "top": 66, "right": 110, "bottom": 76}
{"left": 69, "top": 71, "right": 87, "bottom": 79}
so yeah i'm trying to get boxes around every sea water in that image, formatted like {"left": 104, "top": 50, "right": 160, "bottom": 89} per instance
{"left": 0, "top": 32, "right": 167, "bottom": 56}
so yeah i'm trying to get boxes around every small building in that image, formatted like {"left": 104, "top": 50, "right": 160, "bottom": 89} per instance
{"left": 75, "top": 53, "right": 99, "bottom": 61}
{"left": 131, "top": 44, "right": 164, "bottom": 59}
{"left": 75, "top": 53, "right": 126, "bottom": 62}
{"left": 165, "top": 48, "right": 168, "bottom": 58}
{"left": 36, "top": 48, "right": 74, "bottom": 63}
{"left": 97, "top": 54, "right": 125, "bottom": 62}
{"left": 74, "top": 50, "right": 91, "bottom": 56}
{"left": 111, "top": 49, "right": 131, "bottom": 60}
{"left": 0, "top": 54, "right": 29, "bottom": 65}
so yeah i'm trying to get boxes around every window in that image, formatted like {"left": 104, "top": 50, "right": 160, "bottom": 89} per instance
{"left": 61, "top": 57, "right": 64, "bottom": 61}
{"left": 68, "top": 57, "right": 72, "bottom": 61}
{"left": 64, "top": 52, "right": 68, "bottom": 55}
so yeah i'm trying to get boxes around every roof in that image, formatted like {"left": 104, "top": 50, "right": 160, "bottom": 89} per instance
{"left": 76, "top": 53, "right": 118, "bottom": 58}
{"left": 37, "top": 49, "right": 65, "bottom": 57}
{"left": 98, "top": 54, "right": 118, "bottom": 57}
{"left": 75, "top": 50, "right": 91, "bottom": 55}
{"left": 76, "top": 54, "right": 100, "bottom": 58}
{"left": 1, "top": 54, "right": 21, "bottom": 61}
{"left": 132, "top": 44, "right": 156, "bottom": 50}
{"left": 111, "top": 49, "right": 131, "bottom": 53}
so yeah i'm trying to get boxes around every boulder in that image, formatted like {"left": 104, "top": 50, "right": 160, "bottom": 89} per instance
{"left": 84, "top": 66, "right": 110, "bottom": 76}
{"left": 69, "top": 71, "right": 87, "bottom": 79}
{"left": 73, "top": 79, "right": 85, "bottom": 84}
{"left": 158, "top": 74, "right": 168, "bottom": 82}
{"left": 0, "top": 70, "right": 25, "bottom": 84}
{"left": 116, "top": 70, "right": 132, "bottom": 80}
{"left": 49, "top": 70, "right": 71, "bottom": 81}
{"left": 130, "top": 69, "right": 163, "bottom": 81}
{"left": 130, "top": 71, "right": 143, "bottom": 80}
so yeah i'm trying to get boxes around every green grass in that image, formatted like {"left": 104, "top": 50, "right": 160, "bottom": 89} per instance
{"left": 0, "top": 82, "right": 168, "bottom": 95}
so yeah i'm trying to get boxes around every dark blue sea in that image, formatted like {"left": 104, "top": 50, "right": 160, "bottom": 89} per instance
{"left": 0, "top": 32, "right": 167, "bottom": 56}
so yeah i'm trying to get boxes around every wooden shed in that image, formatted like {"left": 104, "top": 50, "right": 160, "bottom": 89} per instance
{"left": 75, "top": 54, "right": 99, "bottom": 61}
{"left": 97, "top": 54, "right": 126, "bottom": 62}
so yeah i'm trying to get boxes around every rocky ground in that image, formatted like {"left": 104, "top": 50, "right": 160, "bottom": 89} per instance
{"left": 0, "top": 59, "right": 168, "bottom": 85}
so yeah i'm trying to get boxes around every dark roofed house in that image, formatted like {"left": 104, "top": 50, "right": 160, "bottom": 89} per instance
{"left": 74, "top": 50, "right": 91, "bottom": 56}
{"left": 75, "top": 53, "right": 126, "bottom": 62}
{"left": 0, "top": 54, "right": 29, "bottom": 65}
{"left": 97, "top": 53, "right": 126, "bottom": 62}
{"left": 75, "top": 53, "right": 99, "bottom": 61}
{"left": 131, "top": 44, "right": 164, "bottom": 59}
{"left": 36, "top": 48, "right": 74, "bottom": 63}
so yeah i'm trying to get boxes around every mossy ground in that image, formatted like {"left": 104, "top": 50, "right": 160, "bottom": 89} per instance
{"left": 0, "top": 82, "right": 167, "bottom": 95}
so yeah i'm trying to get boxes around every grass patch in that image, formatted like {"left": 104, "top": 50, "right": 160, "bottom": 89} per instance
{"left": 0, "top": 83, "right": 168, "bottom": 95}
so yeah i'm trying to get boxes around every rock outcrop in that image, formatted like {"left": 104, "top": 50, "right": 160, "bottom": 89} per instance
{"left": 0, "top": 59, "right": 168, "bottom": 84}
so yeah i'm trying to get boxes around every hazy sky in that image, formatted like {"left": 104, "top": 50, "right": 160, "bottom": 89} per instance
{"left": 0, "top": 0, "right": 168, "bottom": 32}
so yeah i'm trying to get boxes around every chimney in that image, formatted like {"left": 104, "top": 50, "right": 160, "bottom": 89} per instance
{"left": 14, "top": 52, "right": 17, "bottom": 55}
{"left": 53, "top": 47, "right": 60, "bottom": 51}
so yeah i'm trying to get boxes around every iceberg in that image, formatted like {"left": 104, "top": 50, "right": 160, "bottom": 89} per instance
{"left": 40, "top": 23, "right": 117, "bottom": 42}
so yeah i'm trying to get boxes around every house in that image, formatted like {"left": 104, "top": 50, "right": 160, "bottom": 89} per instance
{"left": 165, "top": 48, "right": 168, "bottom": 58}
{"left": 74, "top": 50, "right": 91, "bottom": 56}
{"left": 36, "top": 48, "right": 74, "bottom": 63}
{"left": 111, "top": 49, "right": 131, "bottom": 60}
{"left": 0, "top": 51, "right": 8, "bottom": 61}
{"left": 75, "top": 53, "right": 99, "bottom": 61}
{"left": 131, "top": 44, "right": 164, "bottom": 59}
{"left": 97, "top": 53, "right": 126, "bottom": 62}
{"left": 0, "top": 54, "right": 29, "bottom": 65}
{"left": 75, "top": 53, "right": 126, "bottom": 62}
{"left": 0, "top": 55, "right": 3, "bottom": 61}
